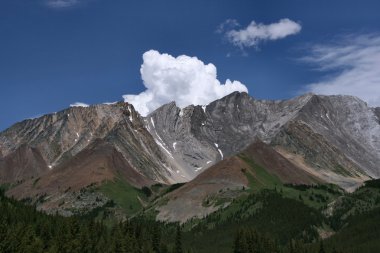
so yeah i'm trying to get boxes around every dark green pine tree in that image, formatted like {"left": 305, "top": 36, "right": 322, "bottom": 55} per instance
{"left": 152, "top": 225, "right": 161, "bottom": 253}
{"left": 0, "top": 218, "right": 7, "bottom": 252}
{"left": 318, "top": 241, "right": 326, "bottom": 253}
{"left": 174, "top": 224, "right": 183, "bottom": 253}
{"left": 233, "top": 229, "right": 248, "bottom": 253}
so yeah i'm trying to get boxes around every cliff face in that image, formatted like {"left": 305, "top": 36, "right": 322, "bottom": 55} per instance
{"left": 146, "top": 92, "right": 378, "bottom": 189}
{"left": 0, "top": 92, "right": 379, "bottom": 214}
{"left": 145, "top": 92, "right": 314, "bottom": 180}
{"left": 0, "top": 102, "right": 174, "bottom": 186}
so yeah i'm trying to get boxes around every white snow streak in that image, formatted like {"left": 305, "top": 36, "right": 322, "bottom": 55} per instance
{"left": 128, "top": 106, "right": 133, "bottom": 122}
{"left": 155, "top": 140, "right": 174, "bottom": 159}
{"left": 218, "top": 149, "right": 224, "bottom": 159}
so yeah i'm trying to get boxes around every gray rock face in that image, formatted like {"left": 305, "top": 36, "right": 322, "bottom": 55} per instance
{"left": 0, "top": 102, "right": 173, "bottom": 184}
{"left": 145, "top": 92, "right": 314, "bottom": 180}
{"left": 374, "top": 107, "right": 380, "bottom": 123}
{"left": 292, "top": 95, "right": 380, "bottom": 178}
{"left": 1, "top": 92, "right": 379, "bottom": 190}
{"left": 145, "top": 92, "right": 379, "bottom": 188}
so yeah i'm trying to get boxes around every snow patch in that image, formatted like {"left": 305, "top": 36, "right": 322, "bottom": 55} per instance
{"left": 206, "top": 161, "right": 212, "bottom": 164}
{"left": 218, "top": 149, "right": 224, "bottom": 159}
{"left": 195, "top": 167, "right": 203, "bottom": 172}
{"left": 48, "top": 165, "right": 52, "bottom": 169}
{"left": 176, "top": 170, "right": 180, "bottom": 174}
{"left": 202, "top": 105, "right": 206, "bottom": 113}
{"left": 173, "top": 142, "right": 177, "bottom": 150}
{"left": 179, "top": 109, "right": 184, "bottom": 117}
{"left": 155, "top": 140, "right": 174, "bottom": 159}
{"left": 163, "top": 164, "right": 173, "bottom": 173}
{"left": 128, "top": 106, "right": 133, "bottom": 122}
{"left": 76, "top": 132, "right": 79, "bottom": 137}
{"left": 214, "top": 143, "right": 223, "bottom": 159}
{"left": 151, "top": 117, "right": 155, "bottom": 128}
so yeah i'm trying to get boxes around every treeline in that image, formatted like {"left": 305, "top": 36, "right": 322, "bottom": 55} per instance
{"left": 0, "top": 189, "right": 182, "bottom": 253}
{"left": 1, "top": 185, "right": 379, "bottom": 253}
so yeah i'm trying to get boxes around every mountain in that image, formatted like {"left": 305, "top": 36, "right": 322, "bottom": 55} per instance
{"left": 0, "top": 102, "right": 175, "bottom": 184}
{"left": 0, "top": 92, "right": 379, "bottom": 216}
{"left": 155, "top": 140, "right": 320, "bottom": 222}
{"left": 146, "top": 92, "right": 377, "bottom": 190}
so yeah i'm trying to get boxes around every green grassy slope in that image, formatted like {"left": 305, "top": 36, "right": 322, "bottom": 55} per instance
{"left": 98, "top": 177, "right": 146, "bottom": 216}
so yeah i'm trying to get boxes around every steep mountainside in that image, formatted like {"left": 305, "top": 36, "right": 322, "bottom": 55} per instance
{"left": 145, "top": 92, "right": 313, "bottom": 180}
{"left": 155, "top": 140, "right": 320, "bottom": 222}
{"left": 146, "top": 92, "right": 378, "bottom": 189}
{"left": 0, "top": 92, "right": 379, "bottom": 215}
{"left": 0, "top": 102, "right": 178, "bottom": 185}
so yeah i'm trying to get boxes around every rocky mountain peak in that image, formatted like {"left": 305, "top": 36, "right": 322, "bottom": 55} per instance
{"left": 1, "top": 91, "right": 379, "bottom": 200}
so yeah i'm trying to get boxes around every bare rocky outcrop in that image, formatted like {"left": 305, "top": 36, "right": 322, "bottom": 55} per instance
{"left": 0, "top": 102, "right": 176, "bottom": 185}
{"left": 146, "top": 92, "right": 379, "bottom": 189}
{"left": 145, "top": 92, "right": 315, "bottom": 181}
{"left": 0, "top": 92, "right": 379, "bottom": 215}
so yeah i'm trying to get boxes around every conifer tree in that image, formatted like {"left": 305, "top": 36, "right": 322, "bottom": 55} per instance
{"left": 319, "top": 241, "right": 326, "bottom": 253}
{"left": 174, "top": 224, "right": 183, "bottom": 253}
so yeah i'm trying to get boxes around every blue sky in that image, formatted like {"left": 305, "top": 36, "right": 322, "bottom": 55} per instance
{"left": 1, "top": 0, "right": 380, "bottom": 130}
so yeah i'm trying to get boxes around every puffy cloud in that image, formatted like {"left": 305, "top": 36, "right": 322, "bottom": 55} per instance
{"left": 46, "top": 0, "right": 80, "bottom": 8}
{"left": 123, "top": 50, "right": 248, "bottom": 116}
{"left": 70, "top": 102, "right": 89, "bottom": 107}
{"left": 302, "top": 34, "right": 380, "bottom": 107}
{"left": 219, "top": 18, "right": 301, "bottom": 49}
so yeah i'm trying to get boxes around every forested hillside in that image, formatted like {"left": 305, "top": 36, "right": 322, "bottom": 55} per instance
{"left": 2, "top": 180, "right": 380, "bottom": 253}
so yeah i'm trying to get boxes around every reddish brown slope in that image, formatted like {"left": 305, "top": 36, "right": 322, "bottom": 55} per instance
{"left": 242, "top": 140, "right": 320, "bottom": 185}
{"left": 156, "top": 140, "right": 321, "bottom": 223}
{"left": 0, "top": 144, "right": 49, "bottom": 184}
{"left": 7, "top": 139, "right": 153, "bottom": 200}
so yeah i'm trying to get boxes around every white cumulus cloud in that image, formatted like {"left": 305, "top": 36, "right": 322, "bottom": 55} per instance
{"left": 123, "top": 50, "right": 248, "bottom": 116}
{"left": 302, "top": 34, "right": 380, "bottom": 107}
{"left": 219, "top": 18, "right": 301, "bottom": 49}
{"left": 70, "top": 102, "right": 89, "bottom": 107}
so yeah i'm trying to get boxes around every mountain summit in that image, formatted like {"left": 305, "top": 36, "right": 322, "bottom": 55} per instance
{"left": 0, "top": 92, "right": 379, "bottom": 215}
